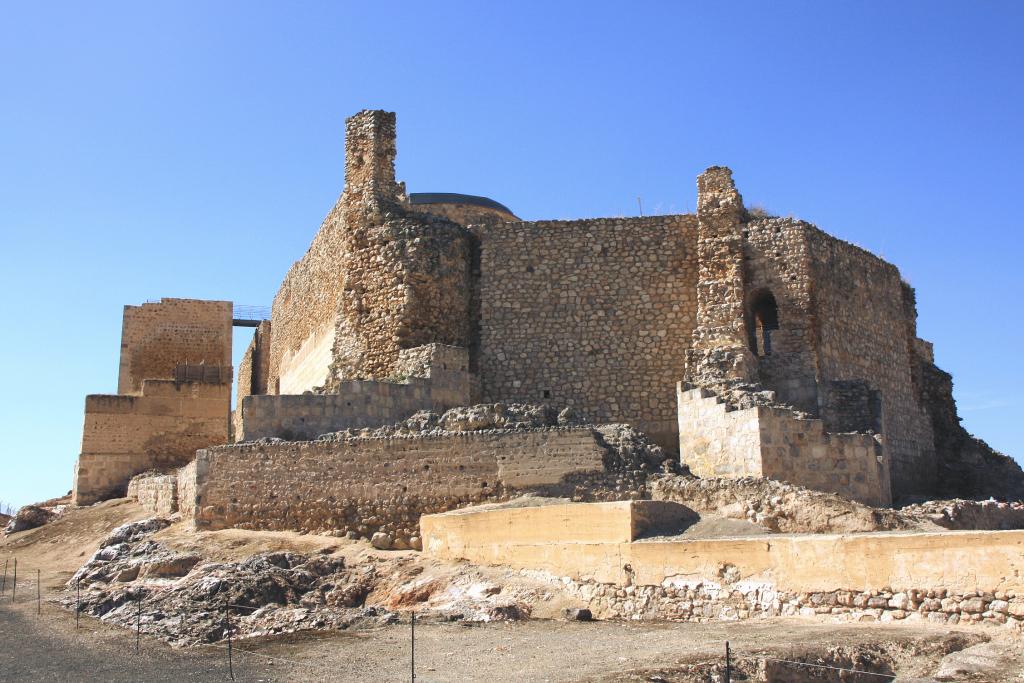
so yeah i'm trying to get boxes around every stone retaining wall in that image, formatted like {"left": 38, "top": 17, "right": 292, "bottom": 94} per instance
{"left": 237, "top": 345, "right": 473, "bottom": 441}
{"left": 677, "top": 387, "right": 891, "bottom": 506}
{"left": 422, "top": 501, "right": 1024, "bottom": 630}
{"left": 73, "top": 379, "right": 229, "bottom": 505}
{"left": 127, "top": 473, "right": 178, "bottom": 515}
{"left": 181, "top": 428, "right": 607, "bottom": 546}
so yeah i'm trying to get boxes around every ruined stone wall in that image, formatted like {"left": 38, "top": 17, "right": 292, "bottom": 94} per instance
{"left": 182, "top": 428, "right": 607, "bottom": 544}
{"left": 234, "top": 321, "right": 272, "bottom": 437}
{"left": 268, "top": 200, "right": 346, "bottom": 394}
{"left": 118, "top": 299, "right": 232, "bottom": 395}
{"left": 919, "top": 357, "right": 1024, "bottom": 500}
{"left": 677, "top": 387, "right": 891, "bottom": 506}
{"left": 683, "top": 168, "right": 759, "bottom": 393}
{"left": 741, "top": 217, "right": 820, "bottom": 412}
{"left": 239, "top": 344, "right": 473, "bottom": 441}
{"left": 126, "top": 472, "right": 178, "bottom": 515}
{"left": 267, "top": 111, "right": 473, "bottom": 394}
{"left": 805, "top": 229, "right": 936, "bottom": 498}
{"left": 73, "top": 380, "right": 229, "bottom": 505}
{"left": 476, "top": 215, "right": 698, "bottom": 450}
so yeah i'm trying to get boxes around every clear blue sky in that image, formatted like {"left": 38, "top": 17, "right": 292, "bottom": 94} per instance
{"left": 2, "top": 2, "right": 1021, "bottom": 509}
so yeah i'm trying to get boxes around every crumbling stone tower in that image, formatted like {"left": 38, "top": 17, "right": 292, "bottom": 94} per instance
{"left": 684, "top": 167, "right": 759, "bottom": 391}
{"left": 268, "top": 111, "right": 473, "bottom": 391}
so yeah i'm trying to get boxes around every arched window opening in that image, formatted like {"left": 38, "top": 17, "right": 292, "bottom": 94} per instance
{"left": 749, "top": 289, "right": 780, "bottom": 357}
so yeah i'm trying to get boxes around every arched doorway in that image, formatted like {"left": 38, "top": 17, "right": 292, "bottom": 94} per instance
{"left": 748, "top": 289, "right": 779, "bottom": 357}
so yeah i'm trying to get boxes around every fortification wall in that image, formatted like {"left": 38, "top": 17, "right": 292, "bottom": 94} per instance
{"left": 805, "top": 229, "right": 936, "bottom": 498}
{"left": 234, "top": 321, "right": 272, "bottom": 436}
{"left": 182, "top": 428, "right": 607, "bottom": 545}
{"left": 742, "top": 217, "right": 820, "bottom": 412}
{"left": 476, "top": 215, "right": 698, "bottom": 450}
{"left": 677, "top": 387, "right": 891, "bottom": 506}
{"left": 238, "top": 344, "right": 473, "bottom": 441}
{"left": 118, "top": 299, "right": 232, "bottom": 395}
{"left": 73, "top": 379, "right": 229, "bottom": 505}
{"left": 267, "top": 111, "right": 474, "bottom": 394}
{"left": 268, "top": 201, "right": 346, "bottom": 394}
{"left": 127, "top": 472, "right": 178, "bottom": 515}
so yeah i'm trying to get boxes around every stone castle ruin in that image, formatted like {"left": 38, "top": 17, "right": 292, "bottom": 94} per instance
{"left": 72, "top": 110, "right": 1023, "bottom": 536}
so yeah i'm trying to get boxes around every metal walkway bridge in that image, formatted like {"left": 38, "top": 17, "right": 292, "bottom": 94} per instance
{"left": 232, "top": 304, "right": 270, "bottom": 327}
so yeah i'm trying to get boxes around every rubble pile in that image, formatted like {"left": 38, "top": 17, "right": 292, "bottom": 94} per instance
{"left": 63, "top": 518, "right": 533, "bottom": 646}
{"left": 899, "top": 498, "right": 1024, "bottom": 530}
{"left": 651, "top": 474, "right": 907, "bottom": 534}
{"left": 64, "top": 519, "right": 395, "bottom": 645}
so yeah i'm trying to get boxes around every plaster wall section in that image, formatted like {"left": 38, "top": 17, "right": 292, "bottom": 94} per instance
{"left": 183, "top": 429, "right": 606, "bottom": 539}
{"left": 806, "top": 229, "right": 936, "bottom": 498}
{"left": 117, "top": 299, "right": 232, "bottom": 394}
{"left": 476, "top": 215, "right": 698, "bottom": 450}
{"left": 421, "top": 501, "right": 1024, "bottom": 595}
{"left": 73, "top": 380, "right": 229, "bottom": 505}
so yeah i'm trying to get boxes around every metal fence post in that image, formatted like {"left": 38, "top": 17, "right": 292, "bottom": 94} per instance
{"left": 135, "top": 596, "right": 141, "bottom": 654}
{"left": 36, "top": 569, "right": 40, "bottom": 614}
{"left": 11, "top": 558, "right": 15, "bottom": 602}
{"left": 76, "top": 578, "right": 81, "bottom": 629}
{"left": 725, "top": 641, "right": 731, "bottom": 683}
{"left": 411, "top": 611, "right": 416, "bottom": 682}
{"left": 225, "top": 604, "right": 235, "bottom": 681}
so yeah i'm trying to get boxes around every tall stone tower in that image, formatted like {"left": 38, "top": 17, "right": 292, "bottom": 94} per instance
{"left": 325, "top": 110, "right": 473, "bottom": 383}
{"left": 684, "top": 166, "right": 759, "bottom": 391}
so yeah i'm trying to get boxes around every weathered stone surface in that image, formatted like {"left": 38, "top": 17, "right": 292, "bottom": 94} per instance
{"left": 3, "top": 504, "right": 54, "bottom": 534}
{"left": 73, "top": 299, "right": 232, "bottom": 506}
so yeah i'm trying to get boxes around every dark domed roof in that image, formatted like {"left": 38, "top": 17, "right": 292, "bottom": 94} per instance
{"left": 409, "top": 192, "right": 513, "bottom": 215}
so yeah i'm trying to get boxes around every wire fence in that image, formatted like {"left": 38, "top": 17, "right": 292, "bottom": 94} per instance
{"left": 0, "top": 554, "right": 901, "bottom": 682}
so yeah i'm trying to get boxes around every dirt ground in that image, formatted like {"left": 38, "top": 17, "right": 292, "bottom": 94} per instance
{"left": 3, "top": 500, "right": 1023, "bottom": 682}
{"left": 5, "top": 594, "right": 1018, "bottom": 682}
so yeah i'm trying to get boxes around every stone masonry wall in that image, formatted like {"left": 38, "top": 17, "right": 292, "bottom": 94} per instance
{"left": 118, "top": 299, "right": 232, "bottom": 395}
{"left": 677, "top": 387, "right": 891, "bottom": 506}
{"left": 182, "top": 428, "right": 607, "bottom": 545}
{"left": 126, "top": 472, "right": 178, "bottom": 515}
{"left": 74, "top": 379, "right": 229, "bottom": 505}
{"left": 475, "top": 215, "right": 698, "bottom": 451}
{"left": 919, "top": 357, "right": 1024, "bottom": 500}
{"left": 234, "top": 320, "right": 272, "bottom": 436}
{"left": 238, "top": 344, "right": 473, "bottom": 441}
{"left": 268, "top": 111, "right": 473, "bottom": 395}
{"left": 742, "top": 217, "right": 820, "bottom": 413}
{"left": 806, "top": 229, "right": 936, "bottom": 498}
{"left": 683, "top": 168, "right": 759, "bottom": 393}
